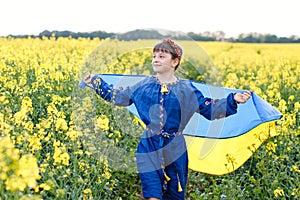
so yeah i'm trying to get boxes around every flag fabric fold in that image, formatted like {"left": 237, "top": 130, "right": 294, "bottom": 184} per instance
{"left": 79, "top": 74, "right": 282, "bottom": 175}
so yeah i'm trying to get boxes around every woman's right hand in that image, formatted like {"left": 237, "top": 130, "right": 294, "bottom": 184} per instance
{"left": 83, "top": 74, "right": 94, "bottom": 84}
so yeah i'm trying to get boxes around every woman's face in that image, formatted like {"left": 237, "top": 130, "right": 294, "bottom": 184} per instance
{"left": 152, "top": 50, "right": 177, "bottom": 74}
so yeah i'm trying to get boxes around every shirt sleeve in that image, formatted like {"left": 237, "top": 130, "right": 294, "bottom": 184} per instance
{"left": 191, "top": 83, "right": 238, "bottom": 120}
{"left": 91, "top": 74, "right": 134, "bottom": 106}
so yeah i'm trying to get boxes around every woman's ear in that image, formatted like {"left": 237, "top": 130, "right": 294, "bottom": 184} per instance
{"left": 172, "top": 58, "right": 179, "bottom": 68}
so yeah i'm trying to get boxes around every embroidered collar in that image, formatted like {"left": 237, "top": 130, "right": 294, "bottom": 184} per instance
{"left": 154, "top": 76, "right": 180, "bottom": 94}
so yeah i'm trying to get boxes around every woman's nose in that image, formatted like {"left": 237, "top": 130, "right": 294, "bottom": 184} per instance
{"left": 152, "top": 58, "right": 158, "bottom": 63}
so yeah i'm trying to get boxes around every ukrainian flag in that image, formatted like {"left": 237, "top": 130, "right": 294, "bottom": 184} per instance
{"left": 183, "top": 81, "right": 282, "bottom": 175}
{"left": 80, "top": 74, "right": 282, "bottom": 175}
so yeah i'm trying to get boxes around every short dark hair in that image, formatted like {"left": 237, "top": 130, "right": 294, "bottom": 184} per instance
{"left": 153, "top": 38, "right": 183, "bottom": 70}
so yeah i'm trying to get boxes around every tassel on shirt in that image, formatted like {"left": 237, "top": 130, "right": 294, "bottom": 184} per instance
{"left": 161, "top": 83, "right": 169, "bottom": 94}
{"left": 164, "top": 172, "right": 171, "bottom": 181}
{"left": 162, "top": 165, "right": 171, "bottom": 181}
{"left": 178, "top": 181, "right": 183, "bottom": 192}
{"left": 177, "top": 174, "right": 183, "bottom": 192}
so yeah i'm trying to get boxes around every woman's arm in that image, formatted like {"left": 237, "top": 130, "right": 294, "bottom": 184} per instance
{"left": 83, "top": 74, "right": 134, "bottom": 106}
{"left": 189, "top": 82, "right": 251, "bottom": 120}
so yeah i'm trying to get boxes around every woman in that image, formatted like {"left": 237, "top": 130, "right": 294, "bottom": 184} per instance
{"left": 82, "top": 38, "right": 251, "bottom": 200}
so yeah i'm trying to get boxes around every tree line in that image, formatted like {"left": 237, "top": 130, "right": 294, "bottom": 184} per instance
{"left": 4, "top": 29, "right": 300, "bottom": 43}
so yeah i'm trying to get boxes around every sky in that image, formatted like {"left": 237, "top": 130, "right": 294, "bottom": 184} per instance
{"left": 1, "top": 0, "right": 299, "bottom": 38}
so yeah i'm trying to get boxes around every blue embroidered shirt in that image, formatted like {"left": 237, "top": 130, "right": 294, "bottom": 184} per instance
{"left": 91, "top": 75, "right": 238, "bottom": 134}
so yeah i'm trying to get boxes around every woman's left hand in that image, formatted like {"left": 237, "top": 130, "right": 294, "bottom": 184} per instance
{"left": 234, "top": 91, "right": 252, "bottom": 104}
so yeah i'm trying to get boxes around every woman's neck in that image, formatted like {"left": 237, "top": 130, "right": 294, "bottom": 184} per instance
{"left": 156, "top": 73, "right": 177, "bottom": 83}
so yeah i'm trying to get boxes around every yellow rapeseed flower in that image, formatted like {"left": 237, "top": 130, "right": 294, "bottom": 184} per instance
{"left": 83, "top": 188, "right": 92, "bottom": 194}
{"left": 16, "top": 155, "right": 41, "bottom": 188}
{"left": 266, "top": 141, "right": 277, "bottom": 155}
{"left": 28, "top": 135, "right": 42, "bottom": 153}
{"left": 55, "top": 117, "right": 68, "bottom": 131}
{"left": 14, "top": 110, "right": 28, "bottom": 126}
{"left": 66, "top": 129, "right": 80, "bottom": 140}
{"left": 0, "top": 96, "right": 9, "bottom": 104}
{"left": 94, "top": 115, "right": 110, "bottom": 132}
{"left": 53, "top": 140, "right": 70, "bottom": 166}
{"left": 0, "top": 136, "right": 40, "bottom": 191}
{"left": 274, "top": 188, "right": 285, "bottom": 197}
{"left": 291, "top": 165, "right": 300, "bottom": 173}
{"left": 47, "top": 103, "right": 59, "bottom": 117}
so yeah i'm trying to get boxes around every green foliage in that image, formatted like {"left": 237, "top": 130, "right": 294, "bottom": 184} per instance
{"left": 1, "top": 38, "right": 299, "bottom": 199}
